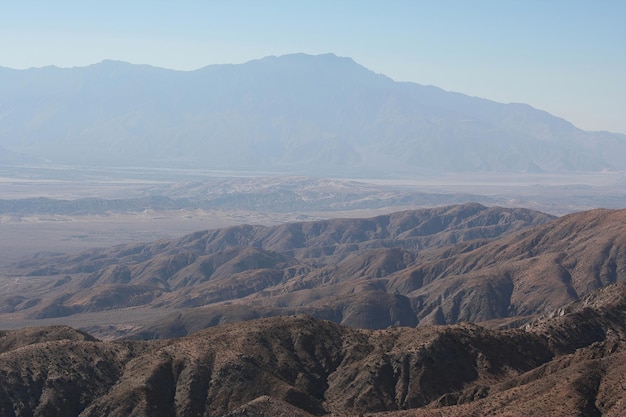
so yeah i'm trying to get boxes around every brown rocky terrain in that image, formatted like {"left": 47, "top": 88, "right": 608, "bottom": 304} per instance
{"left": 3, "top": 204, "right": 626, "bottom": 341}
{"left": 1, "top": 282, "right": 626, "bottom": 416}
{"left": 389, "top": 207, "right": 626, "bottom": 325}
{"left": 0, "top": 203, "right": 556, "bottom": 336}
{"left": 1, "top": 203, "right": 625, "bottom": 346}
{"left": 130, "top": 206, "right": 626, "bottom": 339}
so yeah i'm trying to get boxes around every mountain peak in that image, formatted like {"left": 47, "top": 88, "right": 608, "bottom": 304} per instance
{"left": 95, "top": 59, "right": 132, "bottom": 66}
{"left": 245, "top": 52, "right": 373, "bottom": 75}
{"left": 257, "top": 52, "right": 349, "bottom": 62}
{"left": 2, "top": 54, "right": 625, "bottom": 174}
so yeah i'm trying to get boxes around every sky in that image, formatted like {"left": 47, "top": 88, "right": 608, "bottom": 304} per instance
{"left": 2, "top": 1, "right": 625, "bottom": 134}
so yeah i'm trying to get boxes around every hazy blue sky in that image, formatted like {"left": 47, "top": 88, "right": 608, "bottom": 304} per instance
{"left": 2, "top": 1, "right": 625, "bottom": 133}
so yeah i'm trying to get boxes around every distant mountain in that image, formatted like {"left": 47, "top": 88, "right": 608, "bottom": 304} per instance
{"left": 2, "top": 53, "right": 626, "bottom": 175}
{"left": 2, "top": 283, "right": 626, "bottom": 416}
{"left": 0, "top": 177, "right": 494, "bottom": 215}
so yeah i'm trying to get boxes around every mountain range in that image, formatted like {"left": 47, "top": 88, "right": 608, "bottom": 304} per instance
{"left": 2, "top": 282, "right": 626, "bottom": 416}
{"left": 3, "top": 203, "right": 626, "bottom": 415}
{"left": 3, "top": 204, "right": 550, "bottom": 327}
{"left": 2, "top": 53, "right": 626, "bottom": 175}
{"left": 3, "top": 202, "right": 625, "bottom": 342}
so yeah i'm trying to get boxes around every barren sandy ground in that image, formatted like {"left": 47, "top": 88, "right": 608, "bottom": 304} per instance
{"left": 0, "top": 208, "right": 417, "bottom": 266}
{"left": 0, "top": 173, "right": 623, "bottom": 263}
{"left": 0, "top": 210, "right": 275, "bottom": 263}
{"left": 1, "top": 170, "right": 623, "bottom": 264}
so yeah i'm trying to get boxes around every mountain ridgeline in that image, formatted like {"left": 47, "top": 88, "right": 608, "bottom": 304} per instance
{"left": 4, "top": 202, "right": 625, "bottom": 340}
{"left": 2, "top": 53, "right": 626, "bottom": 175}
{"left": 2, "top": 283, "right": 626, "bottom": 416}
{"left": 3, "top": 203, "right": 554, "bottom": 329}
{"left": 3, "top": 203, "right": 626, "bottom": 415}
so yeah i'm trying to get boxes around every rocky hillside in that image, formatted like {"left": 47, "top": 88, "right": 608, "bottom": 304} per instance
{"left": 131, "top": 205, "right": 626, "bottom": 339}
{"left": 387, "top": 206, "right": 626, "bottom": 324}
{"left": 1, "top": 204, "right": 554, "bottom": 332}
{"left": 5, "top": 204, "right": 626, "bottom": 340}
{"left": 1, "top": 282, "right": 626, "bottom": 416}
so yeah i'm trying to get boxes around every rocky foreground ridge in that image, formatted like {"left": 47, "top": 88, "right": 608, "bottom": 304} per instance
{"left": 1, "top": 282, "right": 626, "bottom": 416}
{"left": 2, "top": 203, "right": 626, "bottom": 415}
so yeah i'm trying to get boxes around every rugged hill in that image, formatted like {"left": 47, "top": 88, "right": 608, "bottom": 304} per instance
{"left": 127, "top": 206, "right": 626, "bottom": 339}
{"left": 3, "top": 204, "right": 625, "bottom": 340}
{"left": 2, "top": 203, "right": 554, "bottom": 331}
{"left": 387, "top": 206, "right": 626, "bottom": 324}
{"left": 1, "top": 283, "right": 626, "bottom": 416}
{"left": 2, "top": 53, "right": 626, "bottom": 175}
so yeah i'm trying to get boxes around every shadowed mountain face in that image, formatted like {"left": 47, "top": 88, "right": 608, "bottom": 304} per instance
{"left": 2, "top": 203, "right": 557, "bottom": 331}
{"left": 1, "top": 283, "right": 626, "bottom": 416}
{"left": 2, "top": 53, "right": 626, "bottom": 175}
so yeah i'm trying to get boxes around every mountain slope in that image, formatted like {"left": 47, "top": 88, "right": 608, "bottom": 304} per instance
{"left": 2, "top": 53, "right": 626, "bottom": 175}
{"left": 1, "top": 283, "right": 626, "bottom": 416}
{"left": 129, "top": 206, "right": 626, "bottom": 338}
{"left": 3, "top": 204, "right": 553, "bottom": 328}
{"left": 387, "top": 207, "right": 626, "bottom": 324}
{"left": 6, "top": 204, "right": 625, "bottom": 340}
